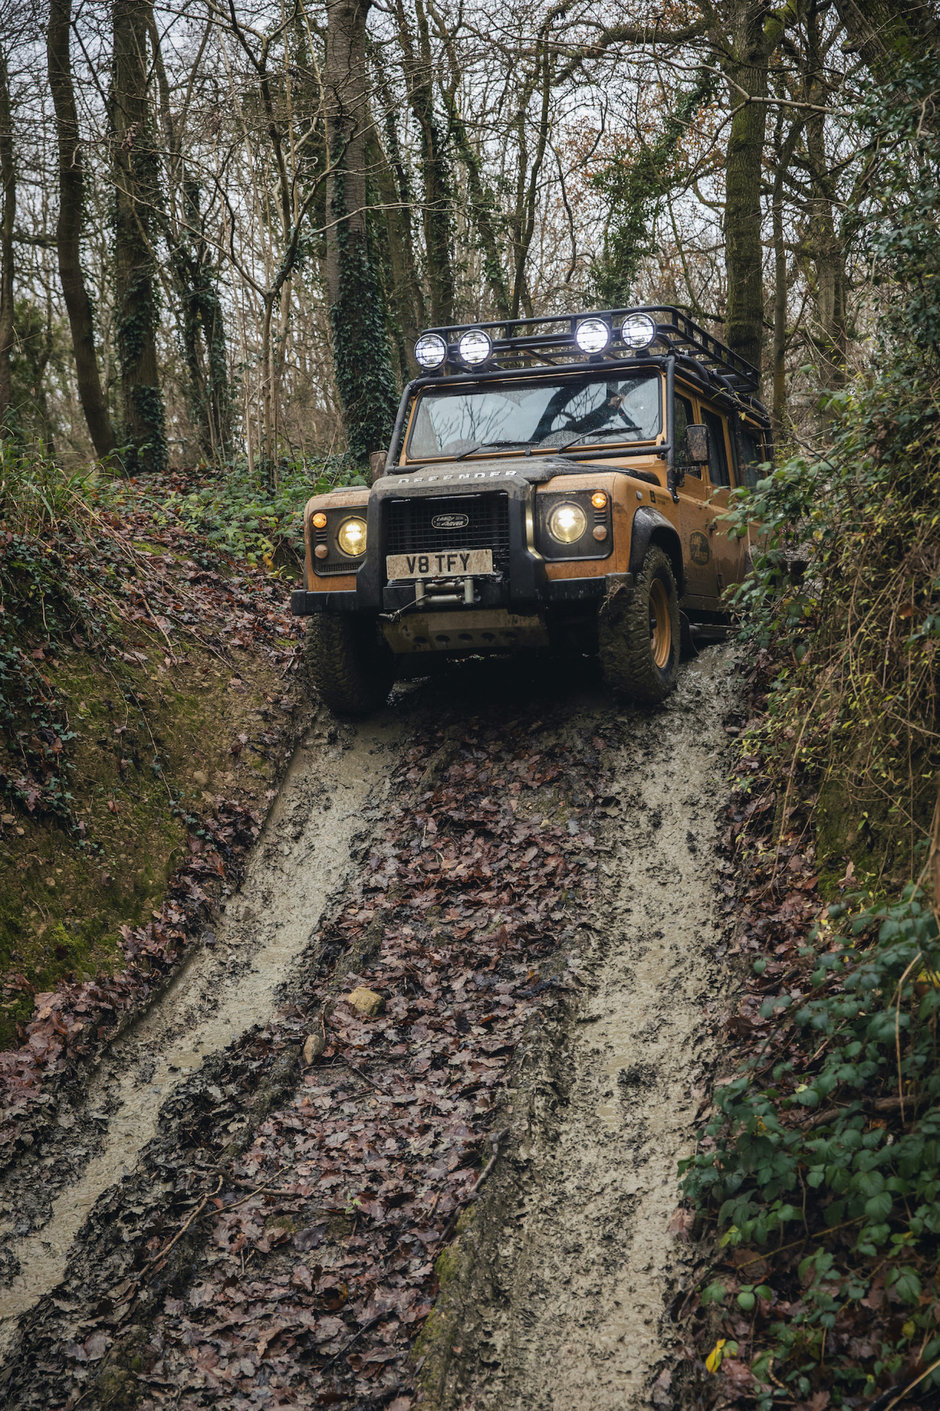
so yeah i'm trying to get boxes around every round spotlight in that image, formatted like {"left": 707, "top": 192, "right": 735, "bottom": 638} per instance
{"left": 414, "top": 333, "right": 447, "bottom": 369}
{"left": 621, "top": 313, "right": 657, "bottom": 350}
{"left": 458, "top": 328, "right": 492, "bottom": 366}
{"left": 337, "top": 517, "right": 368, "bottom": 557}
{"left": 575, "top": 318, "right": 611, "bottom": 355}
{"left": 548, "top": 502, "right": 587, "bottom": 545}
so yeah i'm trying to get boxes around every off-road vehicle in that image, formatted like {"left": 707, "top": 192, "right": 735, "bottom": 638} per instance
{"left": 291, "top": 306, "right": 771, "bottom": 715}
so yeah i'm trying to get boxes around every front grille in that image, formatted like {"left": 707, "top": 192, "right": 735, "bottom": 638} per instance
{"left": 386, "top": 493, "right": 510, "bottom": 570}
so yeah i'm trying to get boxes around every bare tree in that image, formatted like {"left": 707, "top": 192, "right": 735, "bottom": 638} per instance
{"left": 47, "top": 0, "right": 116, "bottom": 460}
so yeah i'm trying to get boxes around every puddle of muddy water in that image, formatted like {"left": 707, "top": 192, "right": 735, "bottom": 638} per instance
{"left": 0, "top": 715, "right": 402, "bottom": 1354}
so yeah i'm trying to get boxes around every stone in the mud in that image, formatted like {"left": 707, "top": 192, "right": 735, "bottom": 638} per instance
{"left": 345, "top": 986, "right": 384, "bottom": 1016}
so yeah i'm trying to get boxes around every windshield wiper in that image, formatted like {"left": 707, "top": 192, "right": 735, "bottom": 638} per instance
{"left": 452, "top": 438, "right": 535, "bottom": 459}
{"left": 541, "top": 426, "right": 641, "bottom": 452}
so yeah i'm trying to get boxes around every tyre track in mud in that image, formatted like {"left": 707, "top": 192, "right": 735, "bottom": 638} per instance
{"left": 418, "top": 647, "right": 739, "bottom": 1411}
{"left": 0, "top": 713, "right": 404, "bottom": 1352}
{"left": 0, "top": 651, "right": 739, "bottom": 1409}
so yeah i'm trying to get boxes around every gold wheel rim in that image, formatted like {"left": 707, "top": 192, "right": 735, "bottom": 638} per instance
{"left": 649, "top": 578, "right": 671, "bottom": 669}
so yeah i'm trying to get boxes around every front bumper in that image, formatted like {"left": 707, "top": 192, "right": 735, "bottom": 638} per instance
{"left": 291, "top": 570, "right": 633, "bottom": 617}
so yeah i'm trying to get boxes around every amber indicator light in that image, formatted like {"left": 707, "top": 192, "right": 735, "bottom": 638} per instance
{"left": 312, "top": 511, "right": 328, "bottom": 530}
{"left": 591, "top": 491, "right": 608, "bottom": 510}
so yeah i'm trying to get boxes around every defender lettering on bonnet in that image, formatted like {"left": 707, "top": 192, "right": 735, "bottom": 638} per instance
{"left": 293, "top": 305, "right": 771, "bottom": 718}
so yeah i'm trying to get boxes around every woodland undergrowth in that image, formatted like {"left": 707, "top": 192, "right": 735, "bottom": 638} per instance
{"left": 681, "top": 64, "right": 940, "bottom": 1411}
{"left": 0, "top": 453, "right": 348, "bottom": 1059}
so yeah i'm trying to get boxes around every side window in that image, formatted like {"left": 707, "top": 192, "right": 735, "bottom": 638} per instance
{"left": 674, "top": 394, "right": 699, "bottom": 475}
{"left": 738, "top": 424, "right": 766, "bottom": 490}
{"left": 702, "top": 408, "right": 730, "bottom": 488}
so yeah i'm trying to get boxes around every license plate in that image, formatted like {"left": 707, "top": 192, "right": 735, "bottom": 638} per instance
{"left": 386, "top": 549, "right": 494, "bottom": 580}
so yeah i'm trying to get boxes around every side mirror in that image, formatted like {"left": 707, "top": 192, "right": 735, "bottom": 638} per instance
{"left": 686, "top": 424, "right": 710, "bottom": 464}
{"left": 368, "top": 449, "right": 388, "bottom": 483}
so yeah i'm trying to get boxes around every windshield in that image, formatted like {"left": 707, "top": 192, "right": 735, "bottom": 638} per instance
{"left": 405, "top": 373, "right": 662, "bottom": 460}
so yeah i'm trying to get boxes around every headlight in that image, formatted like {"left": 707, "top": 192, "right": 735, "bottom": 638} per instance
{"left": 337, "top": 517, "right": 367, "bottom": 556}
{"left": 548, "top": 502, "right": 587, "bottom": 544}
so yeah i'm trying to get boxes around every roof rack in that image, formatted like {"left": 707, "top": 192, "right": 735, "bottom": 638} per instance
{"left": 417, "top": 305, "right": 761, "bottom": 395}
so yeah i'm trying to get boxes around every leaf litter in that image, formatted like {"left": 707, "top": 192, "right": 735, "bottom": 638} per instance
{"left": 0, "top": 694, "right": 608, "bottom": 1409}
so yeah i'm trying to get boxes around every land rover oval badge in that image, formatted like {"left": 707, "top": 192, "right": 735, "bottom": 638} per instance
{"left": 432, "top": 513, "right": 470, "bottom": 530}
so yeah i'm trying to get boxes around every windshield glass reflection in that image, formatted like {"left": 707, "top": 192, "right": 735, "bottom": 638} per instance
{"left": 406, "top": 374, "right": 662, "bottom": 459}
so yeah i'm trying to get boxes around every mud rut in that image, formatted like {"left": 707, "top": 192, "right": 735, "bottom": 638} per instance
{"left": 0, "top": 649, "right": 738, "bottom": 1409}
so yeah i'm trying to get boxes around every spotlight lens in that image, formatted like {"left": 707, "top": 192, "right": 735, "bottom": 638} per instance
{"left": 548, "top": 502, "right": 587, "bottom": 545}
{"left": 414, "top": 333, "right": 447, "bottom": 369}
{"left": 621, "top": 314, "right": 657, "bottom": 349}
{"left": 575, "top": 318, "right": 611, "bottom": 355}
{"left": 337, "top": 517, "right": 368, "bottom": 556}
{"left": 458, "top": 329, "right": 492, "bottom": 366}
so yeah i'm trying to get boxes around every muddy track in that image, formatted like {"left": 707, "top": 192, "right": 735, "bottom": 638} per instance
{"left": 0, "top": 651, "right": 739, "bottom": 1409}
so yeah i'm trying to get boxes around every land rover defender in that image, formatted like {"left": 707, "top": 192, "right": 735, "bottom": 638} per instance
{"left": 291, "top": 306, "right": 771, "bottom": 716}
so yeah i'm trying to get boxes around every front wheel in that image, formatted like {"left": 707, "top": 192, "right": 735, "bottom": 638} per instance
{"left": 303, "top": 615, "right": 395, "bottom": 718}
{"left": 598, "top": 546, "right": 680, "bottom": 705}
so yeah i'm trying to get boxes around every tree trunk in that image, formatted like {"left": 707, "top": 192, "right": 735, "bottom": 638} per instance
{"left": 47, "top": 0, "right": 117, "bottom": 461}
{"left": 833, "top": 0, "right": 940, "bottom": 84}
{"left": 324, "top": 0, "right": 398, "bottom": 463}
{"left": 0, "top": 42, "right": 14, "bottom": 431}
{"left": 722, "top": 3, "right": 770, "bottom": 377}
{"left": 802, "top": 2, "right": 847, "bottom": 390}
{"left": 112, "top": 0, "right": 166, "bottom": 473}
{"left": 148, "top": 16, "right": 230, "bottom": 461}
{"left": 392, "top": 0, "right": 455, "bottom": 326}
{"left": 717, "top": 0, "right": 805, "bottom": 383}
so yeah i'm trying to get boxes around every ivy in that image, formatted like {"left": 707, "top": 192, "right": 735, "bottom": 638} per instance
{"left": 683, "top": 60, "right": 940, "bottom": 1407}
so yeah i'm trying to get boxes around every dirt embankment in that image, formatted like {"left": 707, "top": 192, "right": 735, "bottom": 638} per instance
{"left": 0, "top": 649, "right": 739, "bottom": 1410}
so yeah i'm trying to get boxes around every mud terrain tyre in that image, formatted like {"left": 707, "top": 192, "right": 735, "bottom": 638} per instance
{"left": 599, "top": 546, "right": 680, "bottom": 705}
{"left": 303, "top": 615, "right": 395, "bottom": 717}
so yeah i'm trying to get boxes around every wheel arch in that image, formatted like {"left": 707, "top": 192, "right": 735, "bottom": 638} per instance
{"left": 628, "top": 507, "right": 685, "bottom": 594}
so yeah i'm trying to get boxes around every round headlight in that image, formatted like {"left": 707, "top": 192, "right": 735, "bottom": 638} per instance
{"left": 337, "top": 517, "right": 367, "bottom": 556}
{"left": 548, "top": 502, "right": 587, "bottom": 545}
{"left": 621, "top": 313, "right": 657, "bottom": 349}
{"left": 415, "top": 333, "right": 447, "bottom": 369}
{"left": 575, "top": 317, "right": 611, "bottom": 355}
{"left": 458, "top": 328, "right": 492, "bottom": 366}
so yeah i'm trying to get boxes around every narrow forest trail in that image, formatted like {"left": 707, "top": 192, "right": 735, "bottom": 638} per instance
{"left": 0, "top": 649, "right": 739, "bottom": 1410}
{"left": 426, "top": 648, "right": 736, "bottom": 1410}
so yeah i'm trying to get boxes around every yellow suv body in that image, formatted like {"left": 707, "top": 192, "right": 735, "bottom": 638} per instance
{"left": 291, "top": 307, "right": 771, "bottom": 715}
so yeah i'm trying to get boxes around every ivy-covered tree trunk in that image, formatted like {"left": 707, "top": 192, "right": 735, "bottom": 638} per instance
{"left": 0, "top": 41, "right": 14, "bottom": 432}
{"left": 47, "top": 0, "right": 117, "bottom": 462}
{"left": 324, "top": 0, "right": 398, "bottom": 464}
{"left": 112, "top": 0, "right": 166, "bottom": 474}
{"left": 717, "top": 0, "right": 804, "bottom": 381}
